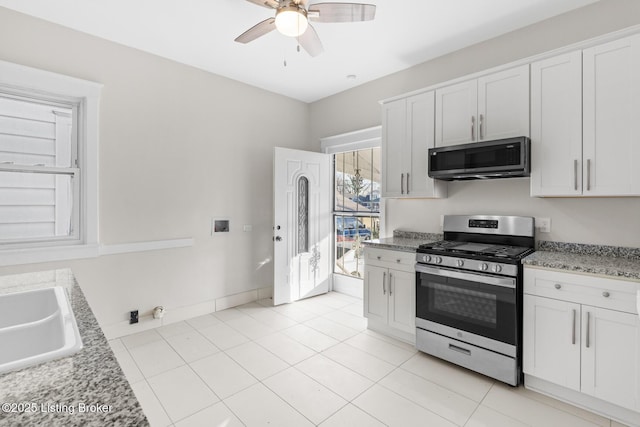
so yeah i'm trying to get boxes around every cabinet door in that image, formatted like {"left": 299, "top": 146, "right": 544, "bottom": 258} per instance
{"left": 530, "top": 52, "right": 583, "bottom": 196}
{"left": 387, "top": 269, "right": 415, "bottom": 334}
{"left": 406, "top": 91, "right": 436, "bottom": 197}
{"left": 581, "top": 306, "right": 640, "bottom": 411}
{"left": 523, "top": 295, "right": 581, "bottom": 391}
{"left": 477, "top": 65, "right": 530, "bottom": 141}
{"left": 381, "top": 99, "right": 406, "bottom": 197}
{"left": 435, "top": 80, "right": 478, "bottom": 146}
{"left": 364, "top": 265, "right": 388, "bottom": 324}
{"left": 583, "top": 34, "right": 640, "bottom": 196}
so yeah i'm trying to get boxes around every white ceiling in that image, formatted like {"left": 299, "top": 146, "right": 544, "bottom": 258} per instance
{"left": 0, "top": 0, "right": 599, "bottom": 103}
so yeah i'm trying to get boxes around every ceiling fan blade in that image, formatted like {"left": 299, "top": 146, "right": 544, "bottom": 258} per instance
{"left": 298, "top": 24, "right": 324, "bottom": 57}
{"left": 245, "top": 0, "right": 279, "bottom": 9}
{"left": 308, "top": 3, "right": 376, "bottom": 23}
{"left": 235, "top": 18, "right": 277, "bottom": 43}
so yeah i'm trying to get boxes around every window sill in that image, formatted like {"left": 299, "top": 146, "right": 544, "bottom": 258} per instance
{"left": 0, "top": 244, "right": 100, "bottom": 267}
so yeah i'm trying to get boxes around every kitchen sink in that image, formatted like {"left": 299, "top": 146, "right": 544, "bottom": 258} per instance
{"left": 0, "top": 286, "right": 83, "bottom": 374}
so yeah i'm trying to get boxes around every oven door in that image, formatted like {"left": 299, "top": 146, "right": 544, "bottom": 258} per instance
{"left": 415, "top": 264, "right": 517, "bottom": 346}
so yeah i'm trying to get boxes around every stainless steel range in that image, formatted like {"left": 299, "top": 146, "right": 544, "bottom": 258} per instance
{"left": 415, "top": 215, "right": 535, "bottom": 386}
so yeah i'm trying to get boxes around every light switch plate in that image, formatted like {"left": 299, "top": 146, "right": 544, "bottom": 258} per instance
{"left": 536, "top": 217, "right": 551, "bottom": 233}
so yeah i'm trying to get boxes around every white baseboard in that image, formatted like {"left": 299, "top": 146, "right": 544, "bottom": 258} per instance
{"left": 332, "top": 273, "right": 363, "bottom": 299}
{"left": 102, "top": 285, "right": 273, "bottom": 339}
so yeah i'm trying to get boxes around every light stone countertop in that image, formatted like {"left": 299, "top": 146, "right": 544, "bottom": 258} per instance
{"left": 0, "top": 269, "right": 148, "bottom": 426}
{"left": 523, "top": 241, "right": 640, "bottom": 281}
{"left": 362, "top": 230, "right": 443, "bottom": 253}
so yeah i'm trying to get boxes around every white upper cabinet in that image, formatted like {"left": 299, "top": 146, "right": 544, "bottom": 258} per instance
{"left": 381, "top": 91, "right": 446, "bottom": 198}
{"left": 583, "top": 34, "right": 640, "bottom": 196}
{"left": 530, "top": 51, "right": 583, "bottom": 196}
{"left": 435, "top": 65, "right": 530, "bottom": 147}
{"left": 382, "top": 98, "right": 406, "bottom": 196}
{"left": 532, "top": 34, "right": 640, "bottom": 197}
{"left": 434, "top": 80, "right": 478, "bottom": 146}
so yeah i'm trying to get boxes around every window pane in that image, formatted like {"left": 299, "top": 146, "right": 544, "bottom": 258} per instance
{"left": 333, "top": 146, "right": 381, "bottom": 278}
{"left": 334, "top": 215, "right": 380, "bottom": 278}
{"left": 0, "top": 171, "right": 73, "bottom": 242}
{"left": 334, "top": 147, "right": 380, "bottom": 214}
{"left": 0, "top": 95, "right": 73, "bottom": 168}
{"left": 297, "top": 176, "right": 309, "bottom": 254}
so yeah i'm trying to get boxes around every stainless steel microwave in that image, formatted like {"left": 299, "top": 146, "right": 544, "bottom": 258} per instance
{"left": 428, "top": 136, "right": 530, "bottom": 181}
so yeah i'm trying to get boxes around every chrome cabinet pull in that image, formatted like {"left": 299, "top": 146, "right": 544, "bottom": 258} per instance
{"left": 574, "top": 159, "right": 578, "bottom": 191}
{"left": 587, "top": 159, "right": 591, "bottom": 191}
{"left": 471, "top": 116, "right": 475, "bottom": 141}
{"left": 571, "top": 309, "right": 576, "bottom": 345}
{"left": 401, "top": 173, "right": 404, "bottom": 194}
{"left": 376, "top": 256, "right": 381, "bottom": 260}
{"left": 382, "top": 272, "right": 386, "bottom": 295}
{"left": 585, "top": 311, "right": 590, "bottom": 349}
{"left": 479, "top": 114, "right": 484, "bottom": 140}
{"left": 554, "top": 283, "right": 561, "bottom": 290}
{"left": 389, "top": 272, "right": 393, "bottom": 295}
{"left": 406, "top": 173, "right": 410, "bottom": 195}
{"left": 602, "top": 291, "right": 610, "bottom": 298}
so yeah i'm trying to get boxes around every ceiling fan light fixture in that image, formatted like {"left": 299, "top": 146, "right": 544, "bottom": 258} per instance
{"left": 275, "top": 6, "right": 308, "bottom": 37}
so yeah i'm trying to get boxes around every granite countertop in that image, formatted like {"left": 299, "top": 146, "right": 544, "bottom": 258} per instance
{"left": 0, "top": 269, "right": 148, "bottom": 427}
{"left": 523, "top": 241, "right": 640, "bottom": 281}
{"left": 363, "top": 230, "right": 443, "bottom": 252}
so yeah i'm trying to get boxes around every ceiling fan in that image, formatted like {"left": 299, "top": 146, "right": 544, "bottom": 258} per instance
{"left": 235, "top": 0, "right": 376, "bottom": 57}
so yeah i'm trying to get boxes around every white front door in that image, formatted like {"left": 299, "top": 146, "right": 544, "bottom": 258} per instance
{"left": 273, "top": 147, "right": 331, "bottom": 305}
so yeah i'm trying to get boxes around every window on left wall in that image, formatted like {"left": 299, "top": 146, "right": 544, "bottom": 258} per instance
{"left": 0, "top": 93, "right": 79, "bottom": 245}
{"left": 0, "top": 60, "right": 101, "bottom": 265}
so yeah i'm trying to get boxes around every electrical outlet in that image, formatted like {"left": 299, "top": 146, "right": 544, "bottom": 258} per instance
{"left": 536, "top": 217, "right": 551, "bottom": 233}
{"left": 129, "top": 310, "right": 139, "bottom": 324}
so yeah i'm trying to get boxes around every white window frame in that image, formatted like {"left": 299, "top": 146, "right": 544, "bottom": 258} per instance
{"left": 0, "top": 60, "right": 102, "bottom": 266}
{"left": 321, "top": 126, "right": 383, "bottom": 298}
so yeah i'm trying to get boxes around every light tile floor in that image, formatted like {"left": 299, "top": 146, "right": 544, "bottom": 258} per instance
{"left": 110, "top": 292, "right": 629, "bottom": 427}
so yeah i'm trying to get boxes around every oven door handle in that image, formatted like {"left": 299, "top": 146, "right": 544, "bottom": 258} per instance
{"left": 415, "top": 264, "right": 516, "bottom": 289}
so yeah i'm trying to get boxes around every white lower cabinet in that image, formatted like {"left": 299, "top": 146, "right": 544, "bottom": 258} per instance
{"left": 363, "top": 247, "right": 416, "bottom": 343}
{"left": 523, "top": 268, "right": 640, "bottom": 425}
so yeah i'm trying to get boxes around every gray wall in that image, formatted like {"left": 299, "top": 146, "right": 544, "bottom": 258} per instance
{"left": 0, "top": 7, "right": 312, "bottom": 331}
{"left": 309, "top": 0, "right": 640, "bottom": 247}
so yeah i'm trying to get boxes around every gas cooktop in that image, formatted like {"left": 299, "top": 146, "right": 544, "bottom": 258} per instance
{"left": 417, "top": 240, "right": 534, "bottom": 260}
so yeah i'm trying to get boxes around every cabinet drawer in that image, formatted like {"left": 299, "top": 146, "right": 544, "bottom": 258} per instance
{"left": 524, "top": 267, "right": 639, "bottom": 314}
{"left": 364, "top": 247, "right": 416, "bottom": 271}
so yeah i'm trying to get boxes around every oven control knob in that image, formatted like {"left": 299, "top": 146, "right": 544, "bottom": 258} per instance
{"left": 456, "top": 260, "right": 464, "bottom": 267}
{"left": 434, "top": 256, "right": 443, "bottom": 264}
{"left": 492, "top": 264, "right": 503, "bottom": 273}
{"left": 423, "top": 255, "right": 432, "bottom": 263}
{"left": 480, "top": 263, "right": 489, "bottom": 271}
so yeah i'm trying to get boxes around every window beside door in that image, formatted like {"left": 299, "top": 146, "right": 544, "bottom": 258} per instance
{"left": 334, "top": 148, "right": 380, "bottom": 278}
